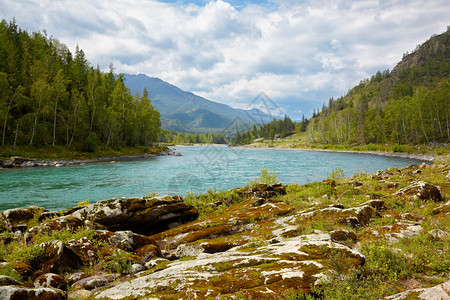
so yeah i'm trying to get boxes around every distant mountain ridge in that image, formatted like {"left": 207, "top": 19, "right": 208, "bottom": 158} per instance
{"left": 124, "top": 74, "right": 274, "bottom": 133}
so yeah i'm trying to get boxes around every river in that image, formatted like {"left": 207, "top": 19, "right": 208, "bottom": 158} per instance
{"left": 0, "top": 145, "right": 426, "bottom": 211}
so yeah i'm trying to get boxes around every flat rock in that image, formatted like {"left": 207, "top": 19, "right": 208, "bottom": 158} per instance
{"left": 0, "top": 286, "right": 66, "bottom": 300}
{"left": 0, "top": 275, "right": 21, "bottom": 286}
{"left": 394, "top": 181, "right": 443, "bottom": 202}
{"left": 71, "top": 196, "right": 198, "bottom": 235}
{"left": 384, "top": 279, "right": 450, "bottom": 299}
{"left": 94, "top": 232, "right": 365, "bottom": 299}
{"left": 72, "top": 274, "right": 118, "bottom": 290}
{"left": 33, "top": 273, "right": 67, "bottom": 290}
{"left": 0, "top": 206, "right": 46, "bottom": 232}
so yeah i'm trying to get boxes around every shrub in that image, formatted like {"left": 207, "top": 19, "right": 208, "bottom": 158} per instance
{"left": 327, "top": 167, "right": 344, "bottom": 181}
{"left": 247, "top": 167, "right": 279, "bottom": 186}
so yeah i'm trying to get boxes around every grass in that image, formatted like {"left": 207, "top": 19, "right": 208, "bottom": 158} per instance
{"left": 241, "top": 131, "right": 450, "bottom": 159}
{"left": 0, "top": 144, "right": 167, "bottom": 161}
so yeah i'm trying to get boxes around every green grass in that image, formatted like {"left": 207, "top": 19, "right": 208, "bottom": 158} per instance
{"left": 0, "top": 144, "right": 167, "bottom": 161}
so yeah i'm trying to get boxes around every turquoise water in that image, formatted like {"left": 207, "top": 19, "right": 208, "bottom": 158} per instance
{"left": 0, "top": 145, "right": 425, "bottom": 211}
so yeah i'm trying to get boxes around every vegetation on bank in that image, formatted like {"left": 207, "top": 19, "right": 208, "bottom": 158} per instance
{"left": 233, "top": 28, "right": 450, "bottom": 153}
{"left": 0, "top": 19, "right": 161, "bottom": 151}
{"left": 182, "top": 165, "right": 449, "bottom": 299}
{"left": 0, "top": 144, "right": 168, "bottom": 161}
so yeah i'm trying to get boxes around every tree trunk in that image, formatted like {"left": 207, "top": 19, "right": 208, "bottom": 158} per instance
{"left": 2, "top": 98, "right": 13, "bottom": 146}
{"left": 52, "top": 96, "right": 58, "bottom": 146}
{"left": 13, "top": 121, "right": 18, "bottom": 148}
{"left": 30, "top": 100, "right": 41, "bottom": 146}
{"left": 69, "top": 102, "right": 78, "bottom": 148}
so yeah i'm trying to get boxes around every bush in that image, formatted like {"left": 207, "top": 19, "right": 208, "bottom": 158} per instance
{"left": 327, "top": 168, "right": 344, "bottom": 181}
{"left": 247, "top": 167, "right": 279, "bottom": 186}
{"left": 82, "top": 132, "right": 99, "bottom": 152}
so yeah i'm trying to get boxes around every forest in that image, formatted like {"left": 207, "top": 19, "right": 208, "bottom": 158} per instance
{"left": 307, "top": 28, "right": 450, "bottom": 145}
{"left": 233, "top": 115, "right": 302, "bottom": 145}
{"left": 0, "top": 19, "right": 161, "bottom": 152}
{"left": 234, "top": 27, "right": 450, "bottom": 147}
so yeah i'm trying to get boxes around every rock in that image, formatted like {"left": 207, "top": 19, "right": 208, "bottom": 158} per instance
{"left": 384, "top": 279, "right": 450, "bottom": 300}
{"left": 33, "top": 273, "right": 67, "bottom": 290}
{"left": 66, "top": 272, "right": 89, "bottom": 285}
{"left": 94, "top": 230, "right": 159, "bottom": 253}
{"left": 429, "top": 229, "right": 449, "bottom": 240}
{"left": 68, "top": 289, "right": 93, "bottom": 299}
{"left": 38, "top": 211, "right": 61, "bottom": 222}
{"left": 28, "top": 215, "right": 85, "bottom": 236}
{"left": 0, "top": 275, "right": 21, "bottom": 286}
{"left": 72, "top": 274, "right": 118, "bottom": 290}
{"left": 34, "top": 240, "right": 85, "bottom": 275}
{"left": 330, "top": 229, "right": 357, "bottom": 243}
{"left": 94, "top": 232, "right": 365, "bottom": 299}
{"left": 130, "top": 264, "right": 145, "bottom": 274}
{"left": 135, "top": 244, "right": 162, "bottom": 263}
{"left": 433, "top": 200, "right": 450, "bottom": 215}
{"left": 2, "top": 156, "right": 37, "bottom": 168}
{"left": 0, "top": 286, "right": 66, "bottom": 299}
{"left": 71, "top": 196, "right": 199, "bottom": 235}
{"left": 0, "top": 206, "right": 46, "bottom": 232}
{"left": 394, "top": 181, "right": 443, "bottom": 202}
{"left": 446, "top": 170, "right": 450, "bottom": 181}
{"left": 11, "top": 262, "right": 33, "bottom": 279}
{"left": 298, "top": 201, "right": 381, "bottom": 228}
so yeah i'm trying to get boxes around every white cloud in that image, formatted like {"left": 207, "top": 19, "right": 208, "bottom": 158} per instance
{"left": 0, "top": 0, "right": 449, "bottom": 117}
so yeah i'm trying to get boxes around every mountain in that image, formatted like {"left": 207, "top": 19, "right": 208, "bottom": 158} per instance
{"left": 123, "top": 74, "right": 274, "bottom": 133}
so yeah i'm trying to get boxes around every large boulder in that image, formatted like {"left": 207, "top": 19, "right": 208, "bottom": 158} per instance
{"left": 296, "top": 200, "right": 385, "bottom": 228}
{"left": 94, "top": 232, "right": 365, "bottom": 299}
{"left": 93, "top": 230, "right": 160, "bottom": 253}
{"left": 33, "top": 273, "right": 67, "bottom": 290}
{"left": 0, "top": 275, "right": 21, "bottom": 287}
{"left": 0, "top": 206, "right": 46, "bottom": 233}
{"left": 384, "top": 279, "right": 450, "bottom": 300}
{"left": 394, "top": 181, "right": 443, "bottom": 202}
{"left": 0, "top": 286, "right": 66, "bottom": 300}
{"left": 31, "top": 240, "right": 85, "bottom": 275}
{"left": 71, "top": 196, "right": 198, "bottom": 235}
{"left": 2, "top": 156, "right": 37, "bottom": 168}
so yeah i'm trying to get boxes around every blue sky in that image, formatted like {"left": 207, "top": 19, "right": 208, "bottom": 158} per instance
{"left": 1, "top": 0, "right": 449, "bottom": 119}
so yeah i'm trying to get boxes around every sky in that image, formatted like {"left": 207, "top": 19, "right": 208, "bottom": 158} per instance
{"left": 1, "top": 0, "right": 449, "bottom": 119}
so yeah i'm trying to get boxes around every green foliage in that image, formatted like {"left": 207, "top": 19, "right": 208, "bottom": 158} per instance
{"left": 0, "top": 264, "right": 22, "bottom": 282}
{"left": 0, "top": 19, "right": 161, "bottom": 149}
{"left": 247, "top": 167, "right": 279, "bottom": 186}
{"left": 103, "top": 249, "right": 134, "bottom": 274}
{"left": 327, "top": 167, "right": 344, "bottom": 181}
{"left": 159, "top": 131, "right": 228, "bottom": 145}
{"left": 233, "top": 115, "right": 297, "bottom": 145}
{"left": 306, "top": 28, "right": 450, "bottom": 146}
{"left": 282, "top": 290, "right": 316, "bottom": 300}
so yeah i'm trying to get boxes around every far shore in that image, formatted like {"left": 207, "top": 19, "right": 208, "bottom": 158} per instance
{"left": 0, "top": 148, "right": 181, "bottom": 169}
{"left": 230, "top": 144, "right": 438, "bottom": 162}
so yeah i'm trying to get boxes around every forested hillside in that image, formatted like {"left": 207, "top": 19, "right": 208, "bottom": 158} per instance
{"left": 307, "top": 27, "right": 450, "bottom": 145}
{"left": 0, "top": 19, "right": 160, "bottom": 151}
{"left": 233, "top": 115, "right": 298, "bottom": 145}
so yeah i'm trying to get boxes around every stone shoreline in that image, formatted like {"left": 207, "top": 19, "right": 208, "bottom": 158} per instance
{"left": 0, "top": 148, "right": 181, "bottom": 169}
{"left": 231, "top": 145, "right": 437, "bottom": 162}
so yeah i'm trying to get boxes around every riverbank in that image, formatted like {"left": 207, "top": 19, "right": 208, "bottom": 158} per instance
{"left": 0, "top": 162, "right": 448, "bottom": 299}
{"left": 232, "top": 144, "right": 439, "bottom": 162}
{"left": 233, "top": 131, "right": 449, "bottom": 164}
{"left": 0, "top": 148, "right": 180, "bottom": 169}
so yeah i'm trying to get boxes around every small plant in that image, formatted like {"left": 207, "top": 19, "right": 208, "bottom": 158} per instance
{"left": 327, "top": 167, "right": 344, "bottom": 182}
{"left": 78, "top": 198, "right": 90, "bottom": 206}
{"left": 247, "top": 167, "right": 279, "bottom": 186}
{"left": 145, "top": 191, "right": 160, "bottom": 198}
{"left": 103, "top": 249, "right": 134, "bottom": 274}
